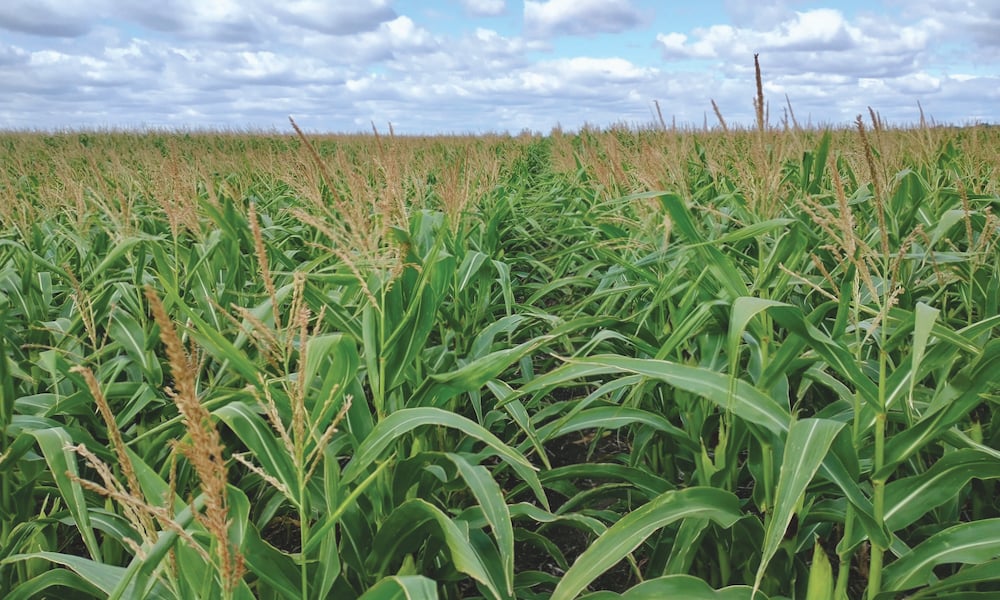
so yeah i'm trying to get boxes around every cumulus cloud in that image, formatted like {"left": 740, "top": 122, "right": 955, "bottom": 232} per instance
{"left": 374, "top": 27, "right": 543, "bottom": 80}
{"left": 117, "top": 0, "right": 268, "bottom": 42}
{"left": 1, "top": 0, "right": 393, "bottom": 43}
{"left": 649, "top": 3, "right": 1000, "bottom": 127}
{"left": 127, "top": 0, "right": 393, "bottom": 42}
{"left": 273, "top": 0, "right": 396, "bottom": 35}
{"left": 722, "top": 0, "right": 800, "bottom": 29}
{"left": 300, "top": 15, "right": 438, "bottom": 65}
{"left": 460, "top": 0, "right": 506, "bottom": 17}
{"left": 338, "top": 53, "right": 660, "bottom": 132}
{"left": 524, "top": 0, "right": 647, "bottom": 38}
{"left": 896, "top": 0, "right": 1000, "bottom": 54}
{"left": 0, "top": 0, "right": 996, "bottom": 132}
{"left": 0, "top": 0, "right": 102, "bottom": 37}
{"left": 0, "top": 44, "right": 30, "bottom": 67}
{"left": 658, "top": 9, "right": 929, "bottom": 79}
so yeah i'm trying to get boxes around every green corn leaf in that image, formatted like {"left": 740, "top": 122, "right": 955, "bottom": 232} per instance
{"left": 881, "top": 339, "right": 1000, "bottom": 474}
{"left": 317, "top": 445, "right": 343, "bottom": 599}
{"left": 486, "top": 380, "right": 547, "bottom": 469}
{"left": 214, "top": 401, "right": 300, "bottom": 504}
{"left": 456, "top": 250, "right": 489, "bottom": 294}
{"left": 111, "top": 491, "right": 204, "bottom": 599}
{"left": 2, "top": 567, "right": 104, "bottom": 600}
{"left": 651, "top": 192, "right": 751, "bottom": 300}
{"left": 302, "top": 332, "right": 358, "bottom": 424}
{"left": 172, "top": 534, "right": 217, "bottom": 598}
{"left": 241, "top": 521, "right": 301, "bottom": 600}
{"left": 492, "top": 259, "right": 514, "bottom": 316}
{"left": 890, "top": 558, "right": 1000, "bottom": 599}
{"left": 728, "top": 297, "right": 785, "bottom": 385}
{"left": 533, "top": 463, "right": 673, "bottom": 499}
{"left": 1, "top": 552, "right": 170, "bottom": 600}
{"left": 302, "top": 334, "right": 358, "bottom": 392}
{"left": 0, "top": 312, "right": 14, "bottom": 431}
{"left": 521, "top": 374, "right": 643, "bottom": 441}
{"left": 580, "top": 574, "right": 769, "bottom": 599}
{"left": 928, "top": 209, "right": 978, "bottom": 247}
{"left": 108, "top": 307, "right": 161, "bottom": 385}
{"left": 303, "top": 459, "right": 391, "bottom": 556}
{"left": 358, "top": 575, "right": 440, "bottom": 600}
{"left": 520, "top": 355, "right": 791, "bottom": 435}
{"left": 551, "top": 487, "right": 742, "bottom": 600}
{"left": 755, "top": 224, "right": 806, "bottom": 298}
{"left": 30, "top": 428, "right": 101, "bottom": 561}
{"left": 884, "top": 449, "right": 1000, "bottom": 531}
{"left": 533, "top": 405, "right": 694, "bottom": 452}
{"left": 508, "top": 502, "right": 609, "bottom": 538}
{"left": 157, "top": 282, "right": 261, "bottom": 384}
{"left": 362, "top": 301, "right": 382, "bottom": 404}
{"left": 80, "top": 235, "right": 145, "bottom": 287}
{"left": 230, "top": 284, "right": 296, "bottom": 350}
{"left": 384, "top": 254, "right": 455, "bottom": 391}
{"left": 445, "top": 453, "right": 515, "bottom": 597}
{"left": 807, "top": 130, "right": 832, "bottom": 195}
{"left": 907, "top": 302, "right": 939, "bottom": 412}
{"left": 882, "top": 518, "right": 1000, "bottom": 592}
{"left": 712, "top": 218, "right": 796, "bottom": 246}
{"left": 369, "top": 498, "right": 506, "bottom": 600}
{"left": 434, "top": 336, "right": 553, "bottom": 391}
{"left": 732, "top": 298, "right": 878, "bottom": 410}
{"left": 340, "top": 407, "right": 544, "bottom": 508}
{"left": 755, "top": 418, "right": 844, "bottom": 593}
{"left": 663, "top": 518, "right": 710, "bottom": 575}
{"left": 412, "top": 335, "right": 554, "bottom": 408}
{"left": 470, "top": 315, "right": 527, "bottom": 359}
{"left": 805, "top": 540, "right": 833, "bottom": 600}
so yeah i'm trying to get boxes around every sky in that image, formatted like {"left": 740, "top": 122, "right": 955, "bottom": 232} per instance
{"left": 1, "top": 0, "right": 997, "bottom": 134}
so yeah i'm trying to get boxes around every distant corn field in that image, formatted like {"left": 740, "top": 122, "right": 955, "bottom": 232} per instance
{"left": 0, "top": 119, "right": 998, "bottom": 599}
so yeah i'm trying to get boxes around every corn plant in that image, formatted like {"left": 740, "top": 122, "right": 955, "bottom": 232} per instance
{"left": 1, "top": 121, "right": 998, "bottom": 600}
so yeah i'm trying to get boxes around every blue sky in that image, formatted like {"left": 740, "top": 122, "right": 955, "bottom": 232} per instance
{"left": 0, "top": 0, "right": 997, "bottom": 133}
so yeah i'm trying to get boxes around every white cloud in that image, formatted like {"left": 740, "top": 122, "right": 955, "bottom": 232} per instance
{"left": 273, "top": 0, "right": 396, "bottom": 35}
{"left": 887, "top": 72, "right": 942, "bottom": 94}
{"left": 658, "top": 8, "right": 931, "bottom": 79}
{"left": 0, "top": 0, "right": 397, "bottom": 44}
{"left": 894, "top": 0, "right": 1000, "bottom": 54}
{"left": 338, "top": 52, "right": 661, "bottom": 132}
{"left": 0, "top": 0, "right": 103, "bottom": 37}
{"left": 120, "top": 0, "right": 265, "bottom": 42}
{"left": 644, "top": 3, "right": 1000, "bottom": 127}
{"left": 0, "top": 44, "right": 30, "bottom": 67}
{"left": 762, "top": 9, "right": 853, "bottom": 51}
{"left": 460, "top": 0, "right": 506, "bottom": 17}
{"left": 723, "top": 0, "right": 800, "bottom": 28}
{"left": 303, "top": 15, "right": 438, "bottom": 65}
{"left": 524, "top": 0, "right": 646, "bottom": 38}
{"left": 0, "top": 1, "right": 996, "bottom": 132}
{"left": 541, "top": 57, "right": 654, "bottom": 85}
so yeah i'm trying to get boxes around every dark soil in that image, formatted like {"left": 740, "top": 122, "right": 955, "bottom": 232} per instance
{"left": 261, "top": 515, "right": 302, "bottom": 553}
{"left": 257, "top": 427, "right": 638, "bottom": 597}
{"left": 507, "top": 428, "right": 637, "bottom": 596}
{"left": 512, "top": 522, "right": 636, "bottom": 596}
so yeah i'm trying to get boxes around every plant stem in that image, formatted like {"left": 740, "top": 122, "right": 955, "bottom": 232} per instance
{"left": 378, "top": 283, "right": 388, "bottom": 417}
{"left": 299, "top": 513, "right": 310, "bottom": 599}
{"left": 294, "top": 380, "right": 311, "bottom": 600}
{"left": 867, "top": 349, "right": 888, "bottom": 599}
{"left": 717, "top": 543, "right": 732, "bottom": 586}
{"left": 835, "top": 507, "right": 856, "bottom": 599}
{"left": 762, "top": 442, "right": 774, "bottom": 515}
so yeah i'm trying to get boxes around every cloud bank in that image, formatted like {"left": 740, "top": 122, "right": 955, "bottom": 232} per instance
{"left": 0, "top": 0, "right": 996, "bottom": 132}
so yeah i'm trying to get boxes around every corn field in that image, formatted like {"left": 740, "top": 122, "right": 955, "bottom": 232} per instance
{"left": 0, "top": 120, "right": 998, "bottom": 599}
